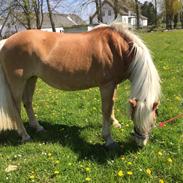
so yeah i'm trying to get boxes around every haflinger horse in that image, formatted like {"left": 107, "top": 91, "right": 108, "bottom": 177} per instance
{"left": 0, "top": 23, "right": 161, "bottom": 148}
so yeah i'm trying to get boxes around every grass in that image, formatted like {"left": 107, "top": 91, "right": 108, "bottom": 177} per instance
{"left": 0, "top": 30, "right": 183, "bottom": 183}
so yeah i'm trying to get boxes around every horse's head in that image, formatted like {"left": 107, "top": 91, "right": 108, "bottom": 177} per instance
{"left": 129, "top": 98, "right": 159, "bottom": 147}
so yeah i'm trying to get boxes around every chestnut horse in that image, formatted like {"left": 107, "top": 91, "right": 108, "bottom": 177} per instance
{"left": 0, "top": 23, "right": 161, "bottom": 147}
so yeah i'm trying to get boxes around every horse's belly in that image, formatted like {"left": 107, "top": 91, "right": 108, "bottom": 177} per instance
{"left": 39, "top": 72, "right": 102, "bottom": 91}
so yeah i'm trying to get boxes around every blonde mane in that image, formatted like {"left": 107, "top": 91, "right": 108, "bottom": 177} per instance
{"left": 111, "top": 23, "right": 161, "bottom": 130}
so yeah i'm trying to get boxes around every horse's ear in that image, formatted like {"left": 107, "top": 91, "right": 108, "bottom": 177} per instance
{"left": 152, "top": 102, "right": 159, "bottom": 111}
{"left": 129, "top": 98, "right": 138, "bottom": 108}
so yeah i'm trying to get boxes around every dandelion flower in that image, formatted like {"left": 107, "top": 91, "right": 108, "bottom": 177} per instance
{"left": 55, "top": 160, "right": 60, "bottom": 164}
{"left": 127, "top": 162, "right": 132, "bottom": 165}
{"left": 85, "top": 177, "right": 91, "bottom": 181}
{"left": 159, "top": 179, "right": 164, "bottom": 183}
{"left": 54, "top": 170, "right": 59, "bottom": 174}
{"left": 117, "top": 170, "right": 124, "bottom": 177}
{"left": 146, "top": 168, "right": 152, "bottom": 175}
{"left": 175, "top": 96, "right": 181, "bottom": 101}
{"left": 167, "top": 158, "right": 172, "bottom": 163}
{"left": 29, "top": 175, "right": 35, "bottom": 179}
{"left": 127, "top": 171, "right": 133, "bottom": 175}
{"left": 85, "top": 167, "right": 91, "bottom": 172}
{"left": 48, "top": 153, "right": 52, "bottom": 157}
{"left": 158, "top": 151, "right": 163, "bottom": 156}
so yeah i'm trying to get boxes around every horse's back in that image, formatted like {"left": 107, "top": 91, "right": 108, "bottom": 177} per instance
{"left": 1, "top": 28, "right": 129, "bottom": 90}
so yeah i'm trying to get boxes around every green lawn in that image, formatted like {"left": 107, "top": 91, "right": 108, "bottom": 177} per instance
{"left": 0, "top": 30, "right": 183, "bottom": 183}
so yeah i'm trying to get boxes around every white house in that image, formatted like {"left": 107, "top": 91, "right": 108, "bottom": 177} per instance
{"left": 90, "top": 0, "right": 148, "bottom": 27}
{"left": 0, "top": 13, "right": 86, "bottom": 38}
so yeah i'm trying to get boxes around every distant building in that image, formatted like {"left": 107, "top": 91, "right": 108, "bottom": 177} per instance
{"left": 0, "top": 13, "right": 86, "bottom": 38}
{"left": 90, "top": 0, "right": 148, "bottom": 27}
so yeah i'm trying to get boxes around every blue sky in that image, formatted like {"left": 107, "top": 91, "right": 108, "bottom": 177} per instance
{"left": 58, "top": 0, "right": 151, "bottom": 21}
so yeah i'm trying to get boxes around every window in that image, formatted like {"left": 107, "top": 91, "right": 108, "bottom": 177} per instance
{"left": 108, "top": 10, "right": 111, "bottom": 16}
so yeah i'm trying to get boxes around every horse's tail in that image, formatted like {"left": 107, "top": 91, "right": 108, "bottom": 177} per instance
{"left": 0, "top": 39, "right": 22, "bottom": 131}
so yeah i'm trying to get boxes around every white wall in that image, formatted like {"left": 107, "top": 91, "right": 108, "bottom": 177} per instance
{"left": 101, "top": 3, "right": 115, "bottom": 24}
{"left": 142, "top": 19, "right": 148, "bottom": 26}
{"left": 91, "top": 2, "right": 148, "bottom": 27}
{"left": 92, "top": 3, "right": 115, "bottom": 24}
{"left": 41, "top": 27, "right": 64, "bottom": 32}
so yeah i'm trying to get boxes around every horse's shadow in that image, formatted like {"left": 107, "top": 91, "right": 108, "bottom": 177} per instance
{"left": 0, "top": 121, "right": 139, "bottom": 163}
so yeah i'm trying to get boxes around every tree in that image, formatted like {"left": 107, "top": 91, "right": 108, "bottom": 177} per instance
{"left": 154, "top": 0, "right": 158, "bottom": 27}
{"left": 135, "top": 0, "right": 140, "bottom": 29}
{"left": 3, "top": 0, "right": 44, "bottom": 30}
{"left": 141, "top": 1, "right": 156, "bottom": 25}
{"left": 46, "top": 0, "right": 56, "bottom": 32}
{"left": 164, "top": 0, "right": 182, "bottom": 29}
{"left": 32, "top": 0, "right": 44, "bottom": 29}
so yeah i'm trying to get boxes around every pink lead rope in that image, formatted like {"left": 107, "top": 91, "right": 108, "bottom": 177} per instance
{"left": 159, "top": 113, "right": 183, "bottom": 127}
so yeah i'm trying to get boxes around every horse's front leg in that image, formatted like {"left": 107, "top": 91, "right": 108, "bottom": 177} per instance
{"left": 111, "top": 88, "right": 121, "bottom": 128}
{"left": 100, "top": 83, "right": 119, "bottom": 147}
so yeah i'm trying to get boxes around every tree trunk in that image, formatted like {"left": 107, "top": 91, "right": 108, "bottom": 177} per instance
{"left": 33, "top": 0, "right": 44, "bottom": 29}
{"left": 173, "top": 14, "right": 178, "bottom": 29}
{"left": 23, "top": 0, "right": 32, "bottom": 29}
{"left": 95, "top": 0, "right": 103, "bottom": 23}
{"left": 114, "top": 0, "right": 118, "bottom": 19}
{"left": 135, "top": 0, "right": 140, "bottom": 29}
{"left": 46, "top": 0, "right": 56, "bottom": 32}
{"left": 180, "top": 12, "right": 183, "bottom": 29}
{"left": 98, "top": 0, "right": 103, "bottom": 23}
{"left": 154, "top": 0, "right": 157, "bottom": 27}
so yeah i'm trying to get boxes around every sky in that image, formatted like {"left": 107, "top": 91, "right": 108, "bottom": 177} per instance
{"left": 59, "top": 0, "right": 152, "bottom": 21}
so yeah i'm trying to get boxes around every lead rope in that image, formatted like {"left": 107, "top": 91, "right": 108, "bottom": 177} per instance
{"left": 159, "top": 113, "right": 183, "bottom": 127}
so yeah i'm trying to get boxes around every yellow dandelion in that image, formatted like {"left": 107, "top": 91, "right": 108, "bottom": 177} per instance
{"left": 146, "top": 168, "right": 152, "bottom": 175}
{"left": 54, "top": 170, "right": 59, "bottom": 174}
{"left": 167, "top": 158, "right": 172, "bottom": 163}
{"left": 85, "top": 167, "right": 91, "bottom": 172}
{"left": 175, "top": 96, "right": 181, "bottom": 101}
{"left": 159, "top": 179, "right": 165, "bottom": 183}
{"left": 127, "top": 171, "right": 133, "bottom": 175}
{"left": 48, "top": 153, "right": 52, "bottom": 157}
{"left": 158, "top": 151, "right": 163, "bottom": 156}
{"left": 55, "top": 160, "right": 60, "bottom": 164}
{"left": 117, "top": 170, "right": 124, "bottom": 177}
{"left": 29, "top": 175, "right": 35, "bottom": 179}
{"left": 127, "top": 162, "right": 132, "bottom": 165}
{"left": 85, "top": 177, "right": 91, "bottom": 181}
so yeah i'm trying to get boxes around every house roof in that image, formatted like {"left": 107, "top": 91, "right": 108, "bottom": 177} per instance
{"left": 42, "top": 13, "right": 86, "bottom": 28}
{"left": 0, "top": 13, "right": 86, "bottom": 29}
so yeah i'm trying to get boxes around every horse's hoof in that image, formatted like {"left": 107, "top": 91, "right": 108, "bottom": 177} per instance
{"left": 106, "top": 142, "right": 119, "bottom": 150}
{"left": 36, "top": 126, "right": 46, "bottom": 132}
{"left": 30, "top": 124, "right": 46, "bottom": 132}
{"left": 21, "top": 135, "right": 31, "bottom": 143}
{"left": 113, "top": 122, "right": 121, "bottom": 128}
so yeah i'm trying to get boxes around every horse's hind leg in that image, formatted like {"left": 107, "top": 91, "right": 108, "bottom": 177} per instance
{"left": 6, "top": 77, "right": 31, "bottom": 142}
{"left": 100, "top": 83, "right": 119, "bottom": 147}
{"left": 22, "top": 77, "right": 44, "bottom": 132}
